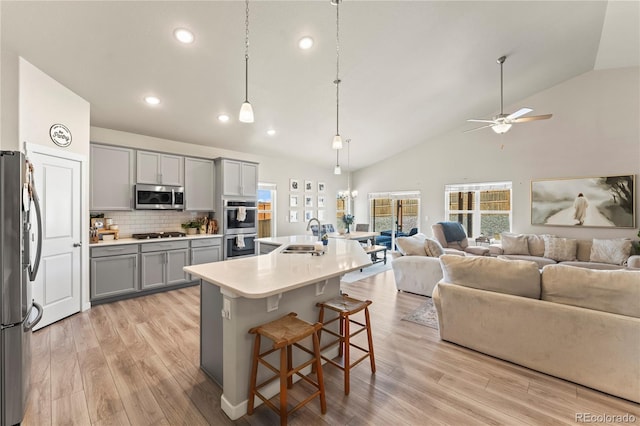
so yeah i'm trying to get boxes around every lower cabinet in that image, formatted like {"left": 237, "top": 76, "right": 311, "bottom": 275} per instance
{"left": 91, "top": 245, "right": 139, "bottom": 300}
{"left": 90, "top": 237, "right": 223, "bottom": 304}
{"left": 141, "top": 241, "right": 190, "bottom": 289}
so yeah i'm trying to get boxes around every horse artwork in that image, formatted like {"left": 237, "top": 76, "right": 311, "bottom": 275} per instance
{"left": 531, "top": 175, "right": 635, "bottom": 228}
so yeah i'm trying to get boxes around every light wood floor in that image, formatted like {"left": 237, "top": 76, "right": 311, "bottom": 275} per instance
{"left": 24, "top": 270, "right": 639, "bottom": 425}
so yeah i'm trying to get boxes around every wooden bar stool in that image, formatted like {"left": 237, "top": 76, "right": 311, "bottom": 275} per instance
{"left": 247, "top": 312, "right": 326, "bottom": 425}
{"left": 316, "top": 295, "right": 376, "bottom": 395}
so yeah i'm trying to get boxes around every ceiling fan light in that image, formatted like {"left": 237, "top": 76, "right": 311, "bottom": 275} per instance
{"left": 239, "top": 102, "right": 254, "bottom": 123}
{"left": 332, "top": 134, "right": 343, "bottom": 149}
{"left": 492, "top": 123, "right": 512, "bottom": 134}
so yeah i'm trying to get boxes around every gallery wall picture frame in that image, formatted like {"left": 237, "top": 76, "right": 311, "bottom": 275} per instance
{"left": 304, "top": 210, "right": 313, "bottom": 222}
{"left": 304, "top": 195, "right": 313, "bottom": 208}
{"left": 289, "top": 178, "right": 300, "bottom": 192}
{"left": 290, "top": 194, "right": 299, "bottom": 207}
{"left": 305, "top": 180, "right": 313, "bottom": 192}
{"left": 530, "top": 174, "right": 635, "bottom": 228}
{"left": 289, "top": 210, "right": 299, "bottom": 223}
{"left": 317, "top": 195, "right": 326, "bottom": 208}
{"left": 318, "top": 182, "right": 326, "bottom": 193}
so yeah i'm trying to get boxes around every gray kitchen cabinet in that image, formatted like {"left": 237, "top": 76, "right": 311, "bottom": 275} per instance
{"left": 90, "top": 245, "right": 139, "bottom": 300}
{"left": 218, "top": 158, "right": 258, "bottom": 197}
{"left": 189, "top": 237, "right": 222, "bottom": 280}
{"left": 137, "top": 150, "right": 184, "bottom": 186}
{"left": 185, "top": 157, "right": 214, "bottom": 211}
{"left": 140, "top": 240, "right": 190, "bottom": 289}
{"left": 90, "top": 144, "right": 134, "bottom": 211}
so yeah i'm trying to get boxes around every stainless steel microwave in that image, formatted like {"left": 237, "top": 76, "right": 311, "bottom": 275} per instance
{"left": 135, "top": 184, "right": 184, "bottom": 210}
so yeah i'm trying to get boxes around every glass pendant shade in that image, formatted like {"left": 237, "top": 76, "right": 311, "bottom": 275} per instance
{"left": 239, "top": 101, "right": 254, "bottom": 123}
{"left": 492, "top": 123, "right": 512, "bottom": 134}
{"left": 332, "top": 134, "right": 343, "bottom": 150}
{"left": 334, "top": 164, "right": 341, "bottom": 175}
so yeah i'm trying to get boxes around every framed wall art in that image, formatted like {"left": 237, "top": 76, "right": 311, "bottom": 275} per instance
{"left": 305, "top": 180, "right": 313, "bottom": 192}
{"left": 289, "top": 194, "right": 299, "bottom": 207}
{"left": 289, "top": 179, "right": 300, "bottom": 192}
{"left": 318, "top": 182, "right": 326, "bottom": 193}
{"left": 531, "top": 175, "right": 635, "bottom": 228}
{"left": 304, "top": 195, "right": 313, "bottom": 208}
{"left": 317, "top": 195, "right": 326, "bottom": 208}
{"left": 304, "top": 210, "right": 313, "bottom": 222}
{"left": 289, "top": 210, "right": 299, "bottom": 223}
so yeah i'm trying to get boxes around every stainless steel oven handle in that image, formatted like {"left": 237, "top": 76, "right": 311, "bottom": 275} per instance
{"left": 24, "top": 302, "right": 43, "bottom": 331}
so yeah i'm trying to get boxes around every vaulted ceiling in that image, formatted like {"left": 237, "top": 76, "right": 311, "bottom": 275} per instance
{"left": 2, "top": 1, "right": 638, "bottom": 170}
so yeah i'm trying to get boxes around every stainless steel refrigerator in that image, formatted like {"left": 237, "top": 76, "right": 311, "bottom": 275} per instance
{"left": 0, "top": 151, "right": 43, "bottom": 426}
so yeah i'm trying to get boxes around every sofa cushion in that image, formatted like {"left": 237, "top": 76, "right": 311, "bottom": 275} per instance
{"left": 527, "top": 234, "right": 548, "bottom": 257}
{"left": 559, "top": 261, "right": 625, "bottom": 270}
{"left": 396, "top": 233, "right": 427, "bottom": 256}
{"left": 543, "top": 237, "right": 577, "bottom": 262}
{"left": 498, "top": 254, "right": 557, "bottom": 269}
{"left": 541, "top": 264, "right": 640, "bottom": 318}
{"left": 589, "top": 238, "right": 632, "bottom": 266}
{"left": 440, "top": 254, "right": 541, "bottom": 299}
{"left": 424, "top": 238, "right": 445, "bottom": 257}
{"left": 501, "top": 233, "right": 530, "bottom": 255}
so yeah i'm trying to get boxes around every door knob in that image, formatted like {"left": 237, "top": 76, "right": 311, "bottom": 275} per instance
{"left": 73, "top": 242, "right": 82, "bottom": 247}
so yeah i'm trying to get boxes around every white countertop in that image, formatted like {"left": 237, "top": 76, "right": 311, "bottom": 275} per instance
{"left": 185, "top": 235, "right": 372, "bottom": 299}
{"left": 90, "top": 233, "right": 223, "bottom": 247}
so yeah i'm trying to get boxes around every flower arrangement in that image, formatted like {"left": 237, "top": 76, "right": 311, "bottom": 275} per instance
{"left": 342, "top": 214, "right": 355, "bottom": 226}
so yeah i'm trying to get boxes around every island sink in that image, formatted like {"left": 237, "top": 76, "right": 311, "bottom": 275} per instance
{"left": 281, "top": 244, "right": 316, "bottom": 253}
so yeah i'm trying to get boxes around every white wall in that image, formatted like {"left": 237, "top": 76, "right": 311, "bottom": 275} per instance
{"left": 353, "top": 67, "right": 640, "bottom": 240}
{"left": 91, "top": 127, "right": 348, "bottom": 237}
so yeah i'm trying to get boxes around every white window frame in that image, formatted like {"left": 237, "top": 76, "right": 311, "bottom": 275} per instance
{"left": 258, "top": 183, "right": 276, "bottom": 237}
{"left": 444, "top": 182, "right": 512, "bottom": 238}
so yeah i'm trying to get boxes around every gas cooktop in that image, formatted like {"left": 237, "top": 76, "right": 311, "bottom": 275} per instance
{"left": 132, "top": 232, "right": 186, "bottom": 239}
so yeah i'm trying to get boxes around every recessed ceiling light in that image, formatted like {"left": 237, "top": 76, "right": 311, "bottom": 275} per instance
{"left": 217, "top": 114, "right": 230, "bottom": 122}
{"left": 144, "top": 96, "right": 160, "bottom": 105}
{"left": 174, "top": 28, "right": 195, "bottom": 44}
{"left": 298, "top": 36, "right": 314, "bottom": 50}
{"left": 266, "top": 129, "right": 276, "bottom": 136}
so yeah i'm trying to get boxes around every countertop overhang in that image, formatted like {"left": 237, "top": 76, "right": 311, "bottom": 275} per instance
{"left": 184, "top": 235, "right": 372, "bottom": 298}
{"left": 89, "top": 233, "right": 223, "bottom": 247}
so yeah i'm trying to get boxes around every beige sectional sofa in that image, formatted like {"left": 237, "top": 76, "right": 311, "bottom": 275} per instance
{"left": 490, "top": 233, "right": 640, "bottom": 270}
{"left": 433, "top": 255, "right": 640, "bottom": 403}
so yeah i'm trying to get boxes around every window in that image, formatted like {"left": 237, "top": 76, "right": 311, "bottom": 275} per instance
{"left": 368, "top": 191, "right": 421, "bottom": 248}
{"left": 444, "top": 182, "right": 511, "bottom": 238}
{"left": 258, "top": 184, "right": 276, "bottom": 238}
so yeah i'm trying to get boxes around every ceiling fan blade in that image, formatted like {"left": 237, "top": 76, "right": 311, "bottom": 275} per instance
{"left": 506, "top": 107, "right": 532, "bottom": 120}
{"left": 464, "top": 124, "right": 494, "bottom": 133}
{"left": 511, "top": 114, "right": 553, "bottom": 123}
{"left": 467, "top": 119, "right": 496, "bottom": 123}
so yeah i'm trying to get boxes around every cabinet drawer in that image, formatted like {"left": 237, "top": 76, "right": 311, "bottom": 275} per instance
{"left": 141, "top": 240, "right": 189, "bottom": 252}
{"left": 191, "top": 237, "right": 222, "bottom": 248}
{"left": 91, "top": 244, "right": 139, "bottom": 258}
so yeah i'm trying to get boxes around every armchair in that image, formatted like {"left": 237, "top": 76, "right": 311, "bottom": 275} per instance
{"left": 431, "top": 222, "right": 489, "bottom": 256}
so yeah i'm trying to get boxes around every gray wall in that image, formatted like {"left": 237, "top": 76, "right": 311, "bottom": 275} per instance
{"left": 352, "top": 67, "right": 640, "bottom": 240}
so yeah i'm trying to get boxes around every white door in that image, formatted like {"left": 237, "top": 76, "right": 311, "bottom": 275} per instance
{"left": 30, "top": 151, "right": 81, "bottom": 330}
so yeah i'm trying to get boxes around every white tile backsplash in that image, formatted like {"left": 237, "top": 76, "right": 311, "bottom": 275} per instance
{"left": 98, "top": 211, "right": 211, "bottom": 237}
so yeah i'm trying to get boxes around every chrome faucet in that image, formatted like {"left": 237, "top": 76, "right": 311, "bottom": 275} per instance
{"left": 306, "top": 218, "right": 322, "bottom": 241}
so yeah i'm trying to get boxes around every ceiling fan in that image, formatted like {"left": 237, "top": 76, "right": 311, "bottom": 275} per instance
{"left": 466, "top": 56, "right": 552, "bottom": 134}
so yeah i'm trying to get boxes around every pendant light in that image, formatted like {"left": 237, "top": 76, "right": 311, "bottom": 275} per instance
{"left": 331, "top": 0, "right": 343, "bottom": 149}
{"left": 239, "top": 0, "right": 254, "bottom": 123}
{"left": 334, "top": 150, "right": 341, "bottom": 175}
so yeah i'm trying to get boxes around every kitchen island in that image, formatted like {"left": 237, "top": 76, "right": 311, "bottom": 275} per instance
{"left": 184, "top": 236, "right": 371, "bottom": 420}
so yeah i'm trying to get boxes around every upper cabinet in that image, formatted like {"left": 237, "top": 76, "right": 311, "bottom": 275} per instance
{"left": 137, "top": 151, "right": 184, "bottom": 186}
{"left": 219, "top": 159, "right": 258, "bottom": 197}
{"left": 90, "top": 144, "right": 134, "bottom": 211}
{"left": 185, "top": 157, "right": 214, "bottom": 211}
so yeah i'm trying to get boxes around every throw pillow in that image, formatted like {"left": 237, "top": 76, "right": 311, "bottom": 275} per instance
{"left": 526, "top": 234, "right": 548, "bottom": 257}
{"left": 424, "top": 238, "right": 445, "bottom": 257}
{"left": 396, "top": 234, "right": 427, "bottom": 256}
{"left": 501, "top": 233, "right": 530, "bottom": 255}
{"left": 543, "top": 236, "right": 577, "bottom": 262}
{"left": 589, "top": 238, "right": 632, "bottom": 266}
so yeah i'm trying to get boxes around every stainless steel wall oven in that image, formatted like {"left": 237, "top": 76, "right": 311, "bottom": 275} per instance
{"left": 223, "top": 200, "right": 257, "bottom": 234}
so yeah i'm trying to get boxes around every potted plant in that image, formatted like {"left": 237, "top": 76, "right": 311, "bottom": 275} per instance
{"left": 321, "top": 233, "right": 329, "bottom": 246}
{"left": 181, "top": 220, "right": 201, "bottom": 235}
